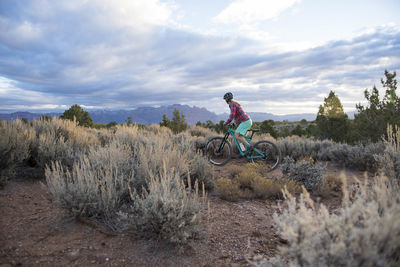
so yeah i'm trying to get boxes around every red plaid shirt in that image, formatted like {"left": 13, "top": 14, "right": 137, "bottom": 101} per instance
{"left": 225, "top": 102, "right": 250, "bottom": 125}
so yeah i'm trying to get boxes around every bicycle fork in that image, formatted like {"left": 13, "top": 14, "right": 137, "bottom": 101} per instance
{"left": 217, "top": 133, "right": 230, "bottom": 153}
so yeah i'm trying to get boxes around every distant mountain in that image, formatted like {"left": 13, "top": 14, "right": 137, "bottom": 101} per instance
{"left": 2, "top": 104, "right": 352, "bottom": 125}
{"left": 89, "top": 104, "right": 221, "bottom": 125}
{"left": 0, "top": 105, "right": 220, "bottom": 125}
{"left": 0, "top": 112, "right": 62, "bottom": 122}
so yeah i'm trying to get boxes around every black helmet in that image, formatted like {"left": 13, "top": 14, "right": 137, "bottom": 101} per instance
{"left": 223, "top": 92, "right": 233, "bottom": 101}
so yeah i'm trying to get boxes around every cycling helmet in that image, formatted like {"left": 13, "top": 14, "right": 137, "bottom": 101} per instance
{"left": 223, "top": 92, "right": 233, "bottom": 101}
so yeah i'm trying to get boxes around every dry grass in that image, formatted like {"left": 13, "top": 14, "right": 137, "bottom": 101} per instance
{"left": 215, "top": 177, "right": 241, "bottom": 202}
{"left": 215, "top": 163, "right": 302, "bottom": 201}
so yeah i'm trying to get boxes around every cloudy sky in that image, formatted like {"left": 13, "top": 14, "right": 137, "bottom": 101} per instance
{"left": 0, "top": 0, "right": 399, "bottom": 115}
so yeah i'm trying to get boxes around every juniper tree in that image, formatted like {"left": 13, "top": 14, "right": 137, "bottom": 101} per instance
{"left": 354, "top": 70, "right": 399, "bottom": 142}
{"left": 60, "top": 104, "right": 93, "bottom": 127}
{"left": 316, "top": 91, "right": 349, "bottom": 142}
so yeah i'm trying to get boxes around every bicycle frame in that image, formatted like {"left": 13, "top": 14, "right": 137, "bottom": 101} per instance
{"left": 218, "top": 127, "right": 265, "bottom": 159}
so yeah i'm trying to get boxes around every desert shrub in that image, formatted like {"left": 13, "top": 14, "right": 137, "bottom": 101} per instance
{"left": 187, "top": 126, "right": 213, "bottom": 137}
{"left": 228, "top": 164, "right": 244, "bottom": 179}
{"left": 113, "top": 124, "right": 139, "bottom": 145}
{"left": 217, "top": 163, "right": 302, "bottom": 201}
{"left": 45, "top": 141, "right": 135, "bottom": 217}
{"left": 216, "top": 177, "right": 241, "bottom": 202}
{"left": 144, "top": 124, "right": 174, "bottom": 137}
{"left": 277, "top": 136, "right": 332, "bottom": 161}
{"left": 251, "top": 176, "right": 282, "bottom": 199}
{"left": 0, "top": 120, "right": 35, "bottom": 187}
{"left": 114, "top": 128, "right": 189, "bottom": 190}
{"left": 280, "top": 156, "right": 325, "bottom": 193}
{"left": 376, "top": 125, "right": 400, "bottom": 184}
{"left": 380, "top": 148, "right": 400, "bottom": 185}
{"left": 258, "top": 175, "right": 400, "bottom": 267}
{"left": 278, "top": 178, "right": 303, "bottom": 196}
{"left": 95, "top": 127, "right": 115, "bottom": 146}
{"left": 277, "top": 135, "right": 387, "bottom": 173}
{"left": 34, "top": 132, "right": 75, "bottom": 169}
{"left": 136, "top": 140, "right": 185, "bottom": 190}
{"left": 46, "top": 126, "right": 208, "bottom": 247}
{"left": 171, "top": 132, "right": 214, "bottom": 190}
{"left": 173, "top": 132, "right": 195, "bottom": 153}
{"left": 316, "top": 174, "right": 343, "bottom": 198}
{"left": 117, "top": 128, "right": 213, "bottom": 192}
{"left": 235, "top": 168, "right": 259, "bottom": 190}
{"left": 188, "top": 153, "right": 215, "bottom": 190}
{"left": 323, "top": 142, "right": 385, "bottom": 172}
{"left": 124, "top": 166, "right": 205, "bottom": 246}
{"left": 31, "top": 117, "right": 99, "bottom": 168}
{"left": 192, "top": 136, "right": 206, "bottom": 152}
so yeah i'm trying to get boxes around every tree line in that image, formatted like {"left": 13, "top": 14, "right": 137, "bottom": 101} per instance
{"left": 195, "top": 70, "right": 399, "bottom": 144}
{"left": 52, "top": 70, "right": 398, "bottom": 144}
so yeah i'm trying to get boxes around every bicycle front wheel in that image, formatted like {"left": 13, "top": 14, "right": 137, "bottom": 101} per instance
{"left": 205, "top": 137, "right": 232, "bottom": 166}
{"left": 249, "top": 140, "right": 281, "bottom": 171}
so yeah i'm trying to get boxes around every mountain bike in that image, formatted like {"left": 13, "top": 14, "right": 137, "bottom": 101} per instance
{"left": 205, "top": 125, "right": 281, "bottom": 171}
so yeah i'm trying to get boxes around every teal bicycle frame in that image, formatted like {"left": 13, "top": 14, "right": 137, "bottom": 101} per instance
{"left": 220, "top": 127, "right": 265, "bottom": 159}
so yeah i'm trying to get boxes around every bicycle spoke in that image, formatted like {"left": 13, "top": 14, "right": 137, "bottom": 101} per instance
{"left": 249, "top": 141, "right": 280, "bottom": 171}
{"left": 206, "top": 137, "right": 232, "bottom": 166}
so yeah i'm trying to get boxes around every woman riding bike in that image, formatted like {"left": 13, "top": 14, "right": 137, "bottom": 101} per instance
{"left": 223, "top": 92, "right": 253, "bottom": 155}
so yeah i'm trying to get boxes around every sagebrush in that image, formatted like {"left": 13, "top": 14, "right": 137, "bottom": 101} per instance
{"left": 256, "top": 176, "right": 400, "bottom": 267}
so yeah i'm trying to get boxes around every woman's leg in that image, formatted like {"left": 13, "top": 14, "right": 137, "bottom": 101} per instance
{"left": 235, "top": 132, "right": 248, "bottom": 146}
{"left": 235, "top": 119, "right": 252, "bottom": 147}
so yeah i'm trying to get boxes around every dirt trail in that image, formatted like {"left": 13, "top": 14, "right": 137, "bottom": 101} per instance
{"left": 0, "top": 169, "right": 282, "bottom": 266}
{"left": 0, "top": 162, "right": 368, "bottom": 266}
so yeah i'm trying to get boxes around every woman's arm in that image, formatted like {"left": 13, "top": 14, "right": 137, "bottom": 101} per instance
{"left": 225, "top": 103, "right": 237, "bottom": 125}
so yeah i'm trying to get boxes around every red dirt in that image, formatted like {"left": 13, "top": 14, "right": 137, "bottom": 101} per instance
{"left": 0, "top": 162, "right": 368, "bottom": 266}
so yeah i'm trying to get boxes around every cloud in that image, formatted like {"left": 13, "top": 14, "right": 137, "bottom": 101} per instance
{"left": 214, "top": 0, "right": 302, "bottom": 24}
{"left": 0, "top": 0, "right": 399, "bottom": 115}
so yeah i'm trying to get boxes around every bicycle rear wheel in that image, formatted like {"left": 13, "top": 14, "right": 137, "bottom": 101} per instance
{"left": 249, "top": 140, "right": 281, "bottom": 171}
{"left": 205, "top": 137, "right": 232, "bottom": 166}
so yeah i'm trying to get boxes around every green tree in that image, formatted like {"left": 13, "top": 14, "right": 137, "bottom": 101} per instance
{"left": 354, "top": 70, "right": 399, "bottom": 142}
{"left": 170, "top": 108, "right": 188, "bottom": 134}
{"left": 107, "top": 121, "right": 118, "bottom": 128}
{"left": 60, "top": 104, "right": 93, "bottom": 127}
{"left": 279, "top": 126, "right": 291, "bottom": 138}
{"left": 125, "top": 116, "right": 133, "bottom": 126}
{"left": 214, "top": 120, "right": 228, "bottom": 133}
{"left": 316, "top": 91, "right": 349, "bottom": 142}
{"left": 160, "top": 109, "right": 188, "bottom": 134}
{"left": 260, "top": 120, "right": 278, "bottom": 138}
{"left": 204, "top": 120, "right": 214, "bottom": 129}
{"left": 160, "top": 114, "right": 171, "bottom": 127}
{"left": 291, "top": 125, "right": 306, "bottom": 137}
{"left": 305, "top": 123, "right": 319, "bottom": 137}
